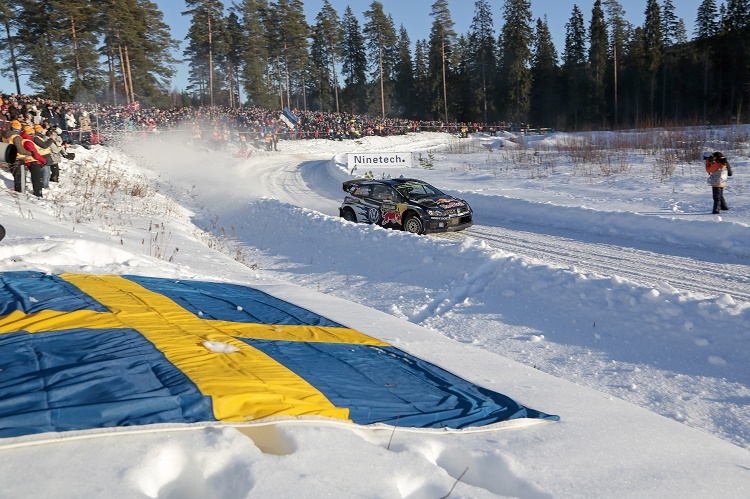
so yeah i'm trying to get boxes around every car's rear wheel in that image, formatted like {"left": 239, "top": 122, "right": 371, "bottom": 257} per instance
{"left": 342, "top": 208, "right": 357, "bottom": 222}
{"left": 403, "top": 214, "right": 424, "bottom": 234}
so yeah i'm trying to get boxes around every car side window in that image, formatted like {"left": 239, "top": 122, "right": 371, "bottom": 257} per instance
{"left": 372, "top": 185, "right": 392, "bottom": 201}
{"left": 353, "top": 185, "right": 371, "bottom": 198}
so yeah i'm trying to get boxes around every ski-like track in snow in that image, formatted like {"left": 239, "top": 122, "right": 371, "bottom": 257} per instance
{"left": 461, "top": 222, "right": 750, "bottom": 303}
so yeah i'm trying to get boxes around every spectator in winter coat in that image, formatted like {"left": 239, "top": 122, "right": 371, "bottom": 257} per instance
{"left": 53, "top": 105, "right": 65, "bottom": 131}
{"left": 32, "top": 124, "right": 53, "bottom": 188}
{"left": 20, "top": 125, "right": 47, "bottom": 197}
{"left": 2, "top": 119, "right": 28, "bottom": 192}
{"left": 78, "top": 111, "right": 92, "bottom": 147}
{"left": 41, "top": 103, "right": 56, "bottom": 125}
{"left": 46, "top": 129, "right": 63, "bottom": 183}
{"left": 705, "top": 151, "right": 732, "bottom": 214}
{"left": 63, "top": 109, "right": 76, "bottom": 142}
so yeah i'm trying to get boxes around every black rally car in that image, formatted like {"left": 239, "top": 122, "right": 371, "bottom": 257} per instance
{"left": 339, "top": 178, "right": 473, "bottom": 234}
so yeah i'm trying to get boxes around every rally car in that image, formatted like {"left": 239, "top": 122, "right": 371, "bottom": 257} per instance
{"left": 339, "top": 178, "right": 473, "bottom": 234}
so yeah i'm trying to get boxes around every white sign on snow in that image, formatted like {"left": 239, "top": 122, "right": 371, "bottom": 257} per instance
{"left": 347, "top": 152, "right": 413, "bottom": 170}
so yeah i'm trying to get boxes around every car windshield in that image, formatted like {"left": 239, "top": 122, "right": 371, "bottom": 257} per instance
{"left": 395, "top": 182, "right": 444, "bottom": 200}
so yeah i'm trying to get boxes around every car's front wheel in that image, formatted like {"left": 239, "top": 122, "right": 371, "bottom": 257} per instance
{"left": 342, "top": 208, "right": 357, "bottom": 223}
{"left": 403, "top": 214, "right": 424, "bottom": 234}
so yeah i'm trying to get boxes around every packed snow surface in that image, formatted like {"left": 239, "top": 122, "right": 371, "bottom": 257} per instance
{"left": 1, "top": 128, "right": 749, "bottom": 497}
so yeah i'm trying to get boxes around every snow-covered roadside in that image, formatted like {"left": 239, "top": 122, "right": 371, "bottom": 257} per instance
{"left": 1, "top": 130, "right": 749, "bottom": 497}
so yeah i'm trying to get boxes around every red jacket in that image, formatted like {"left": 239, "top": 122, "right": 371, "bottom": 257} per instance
{"left": 20, "top": 131, "right": 47, "bottom": 164}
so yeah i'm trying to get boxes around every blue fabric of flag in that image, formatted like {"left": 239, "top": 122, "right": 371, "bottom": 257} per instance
{"left": 126, "top": 275, "right": 342, "bottom": 326}
{"left": 241, "top": 339, "right": 559, "bottom": 428}
{"left": 0, "top": 328, "right": 214, "bottom": 438}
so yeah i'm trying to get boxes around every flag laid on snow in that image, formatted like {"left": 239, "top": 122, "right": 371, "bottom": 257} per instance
{"left": 0, "top": 272, "right": 558, "bottom": 438}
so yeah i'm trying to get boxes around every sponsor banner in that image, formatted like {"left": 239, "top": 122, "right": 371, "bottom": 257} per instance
{"left": 347, "top": 152, "right": 413, "bottom": 170}
{"left": 279, "top": 113, "right": 295, "bottom": 130}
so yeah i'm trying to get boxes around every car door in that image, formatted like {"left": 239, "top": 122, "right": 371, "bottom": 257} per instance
{"left": 374, "top": 185, "right": 406, "bottom": 228}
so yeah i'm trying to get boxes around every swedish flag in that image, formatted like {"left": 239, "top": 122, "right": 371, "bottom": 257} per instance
{"left": 0, "top": 272, "right": 557, "bottom": 438}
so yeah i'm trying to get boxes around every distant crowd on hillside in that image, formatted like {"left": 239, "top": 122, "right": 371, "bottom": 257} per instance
{"left": 1, "top": 92, "right": 544, "bottom": 153}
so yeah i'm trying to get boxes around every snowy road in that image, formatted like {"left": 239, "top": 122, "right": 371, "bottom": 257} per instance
{"left": 221, "top": 145, "right": 750, "bottom": 450}
{"left": 242, "top": 150, "right": 749, "bottom": 304}
{"left": 465, "top": 222, "right": 750, "bottom": 303}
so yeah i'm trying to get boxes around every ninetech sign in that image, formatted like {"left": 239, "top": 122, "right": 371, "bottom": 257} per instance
{"left": 347, "top": 152, "right": 413, "bottom": 169}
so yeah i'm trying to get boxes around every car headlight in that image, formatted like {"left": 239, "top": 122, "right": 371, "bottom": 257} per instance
{"left": 427, "top": 210, "right": 444, "bottom": 217}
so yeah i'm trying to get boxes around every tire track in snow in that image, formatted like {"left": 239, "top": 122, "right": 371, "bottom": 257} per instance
{"left": 462, "top": 224, "right": 750, "bottom": 303}
{"left": 407, "top": 258, "right": 503, "bottom": 323}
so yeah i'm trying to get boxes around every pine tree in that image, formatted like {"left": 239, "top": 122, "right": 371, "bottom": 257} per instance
{"left": 661, "top": 0, "right": 681, "bottom": 46}
{"left": 561, "top": 5, "right": 587, "bottom": 129}
{"left": 267, "top": 0, "right": 309, "bottom": 110}
{"left": 312, "top": 0, "right": 344, "bottom": 112}
{"left": 225, "top": 11, "right": 245, "bottom": 108}
{"left": 642, "top": 0, "right": 662, "bottom": 123}
{"left": 47, "top": 0, "right": 102, "bottom": 100}
{"left": 0, "top": 0, "right": 22, "bottom": 94}
{"left": 393, "top": 25, "right": 414, "bottom": 117}
{"left": 452, "top": 34, "right": 473, "bottom": 121}
{"left": 603, "top": 0, "right": 631, "bottom": 125}
{"left": 498, "top": 0, "right": 533, "bottom": 122}
{"left": 183, "top": 0, "right": 228, "bottom": 107}
{"left": 659, "top": 0, "right": 683, "bottom": 120}
{"left": 427, "top": 0, "right": 456, "bottom": 122}
{"left": 128, "top": 0, "right": 179, "bottom": 107}
{"left": 530, "top": 16, "right": 559, "bottom": 127}
{"left": 309, "top": 12, "right": 333, "bottom": 111}
{"left": 9, "top": 0, "right": 67, "bottom": 98}
{"left": 340, "top": 6, "right": 367, "bottom": 113}
{"left": 364, "top": 1, "right": 397, "bottom": 118}
{"left": 722, "top": 0, "right": 750, "bottom": 122}
{"left": 100, "top": 0, "right": 138, "bottom": 105}
{"left": 589, "top": 0, "right": 608, "bottom": 126}
{"left": 413, "top": 38, "right": 430, "bottom": 120}
{"left": 695, "top": 0, "right": 718, "bottom": 40}
{"left": 237, "top": 0, "right": 273, "bottom": 108}
{"left": 468, "top": 0, "right": 496, "bottom": 123}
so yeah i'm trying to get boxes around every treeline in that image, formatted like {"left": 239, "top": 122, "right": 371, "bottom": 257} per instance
{"left": 1, "top": 0, "right": 749, "bottom": 131}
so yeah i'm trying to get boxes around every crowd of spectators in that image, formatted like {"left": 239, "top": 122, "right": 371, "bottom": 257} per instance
{"left": 2, "top": 91, "right": 533, "bottom": 155}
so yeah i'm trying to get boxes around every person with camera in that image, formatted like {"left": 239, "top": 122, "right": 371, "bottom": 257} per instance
{"left": 705, "top": 151, "right": 732, "bottom": 214}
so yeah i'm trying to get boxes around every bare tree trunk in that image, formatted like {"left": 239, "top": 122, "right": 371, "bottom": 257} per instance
{"left": 379, "top": 44, "right": 385, "bottom": 118}
{"left": 2, "top": 17, "right": 21, "bottom": 94}
{"left": 302, "top": 74, "right": 307, "bottom": 111}
{"left": 117, "top": 42, "right": 131, "bottom": 104}
{"left": 227, "top": 62, "right": 234, "bottom": 108}
{"left": 277, "top": 56, "right": 284, "bottom": 109}
{"left": 208, "top": 13, "right": 214, "bottom": 107}
{"left": 70, "top": 16, "right": 82, "bottom": 82}
{"left": 125, "top": 45, "right": 135, "bottom": 104}
{"left": 702, "top": 55, "right": 709, "bottom": 123}
{"left": 330, "top": 40, "right": 340, "bottom": 113}
{"left": 284, "top": 40, "right": 291, "bottom": 109}
{"left": 441, "top": 34, "right": 448, "bottom": 123}
{"left": 107, "top": 44, "right": 117, "bottom": 105}
{"left": 613, "top": 41, "right": 618, "bottom": 126}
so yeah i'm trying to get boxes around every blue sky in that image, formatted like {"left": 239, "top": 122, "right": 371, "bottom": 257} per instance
{"left": 2, "top": 0, "right": 705, "bottom": 94}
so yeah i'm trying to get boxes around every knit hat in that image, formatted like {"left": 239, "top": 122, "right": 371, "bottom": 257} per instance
{"left": 11, "top": 119, "right": 22, "bottom": 130}
{"left": 713, "top": 151, "right": 724, "bottom": 159}
{"left": 34, "top": 124, "right": 44, "bottom": 133}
